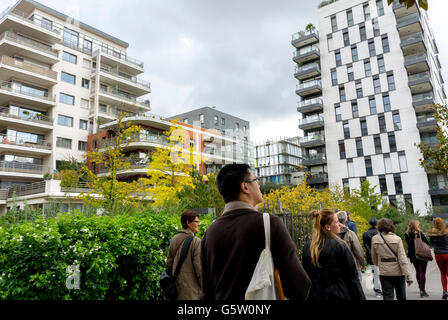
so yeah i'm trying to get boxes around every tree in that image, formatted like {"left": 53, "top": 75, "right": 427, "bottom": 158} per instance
{"left": 415, "top": 103, "right": 448, "bottom": 174}
{"left": 305, "top": 23, "right": 316, "bottom": 34}
{"left": 387, "top": 0, "right": 428, "bottom": 10}
{"left": 79, "top": 115, "right": 142, "bottom": 215}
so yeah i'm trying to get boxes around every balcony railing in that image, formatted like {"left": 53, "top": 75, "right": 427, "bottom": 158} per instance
{"left": 300, "top": 134, "right": 325, "bottom": 144}
{"left": 299, "top": 114, "right": 324, "bottom": 126}
{"left": 8, "top": 181, "right": 46, "bottom": 198}
{"left": 404, "top": 52, "right": 427, "bottom": 65}
{"left": 292, "top": 29, "right": 319, "bottom": 41}
{"left": 99, "top": 87, "right": 150, "bottom": 108}
{"left": 2, "top": 8, "right": 62, "bottom": 35}
{"left": 416, "top": 114, "right": 436, "bottom": 124}
{"left": 412, "top": 91, "right": 434, "bottom": 103}
{"left": 303, "top": 153, "right": 326, "bottom": 161}
{"left": 94, "top": 47, "right": 144, "bottom": 69}
{"left": 297, "top": 97, "right": 323, "bottom": 109}
{"left": 408, "top": 71, "right": 430, "bottom": 83}
{"left": 293, "top": 45, "right": 320, "bottom": 57}
{"left": 295, "top": 62, "right": 320, "bottom": 74}
{"left": 0, "top": 55, "right": 57, "bottom": 79}
{"left": 0, "top": 134, "right": 51, "bottom": 150}
{"left": 396, "top": 12, "right": 420, "bottom": 25}
{"left": 296, "top": 80, "right": 322, "bottom": 91}
{"left": 0, "top": 31, "right": 59, "bottom": 57}
{"left": 400, "top": 31, "right": 424, "bottom": 46}
{"left": 0, "top": 107, "right": 52, "bottom": 125}
{"left": 101, "top": 134, "right": 170, "bottom": 148}
{"left": 99, "top": 66, "right": 151, "bottom": 89}
{"left": 0, "top": 81, "right": 54, "bottom": 102}
{"left": 0, "top": 161, "right": 43, "bottom": 173}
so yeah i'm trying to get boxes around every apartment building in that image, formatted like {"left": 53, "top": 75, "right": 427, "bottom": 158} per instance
{"left": 255, "top": 136, "right": 303, "bottom": 186}
{"left": 293, "top": 0, "right": 447, "bottom": 215}
{"left": 0, "top": 0, "right": 151, "bottom": 212}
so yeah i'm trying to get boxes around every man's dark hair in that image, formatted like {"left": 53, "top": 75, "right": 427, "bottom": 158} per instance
{"left": 181, "top": 210, "right": 199, "bottom": 229}
{"left": 377, "top": 218, "right": 395, "bottom": 234}
{"left": 216, "top": 164, "right": 251, "bottom": 203}
{"left": 368, "top": 216, "right": 378, "bottom": 227}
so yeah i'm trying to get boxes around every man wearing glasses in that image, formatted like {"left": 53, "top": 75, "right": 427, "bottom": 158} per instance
{"left": 200, "top": 164, "right": 311, "bottom": 300}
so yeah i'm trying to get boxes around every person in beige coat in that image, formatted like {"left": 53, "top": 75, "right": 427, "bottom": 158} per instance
{"left": 371, "top": 218, "right": 413, "bottom": 300}
{"left": 166, "top": 210, "right": 202, "bottom": 300}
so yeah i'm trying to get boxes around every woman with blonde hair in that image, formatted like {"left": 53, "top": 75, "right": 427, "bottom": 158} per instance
{"left": 428, "top": 217, "right": 448, "bottom": 299}
{"left": 302, "top": 208, "right": 365, "bottom": 300}
{"left": 404, "top": 220, "right": 431, "bottom": 297}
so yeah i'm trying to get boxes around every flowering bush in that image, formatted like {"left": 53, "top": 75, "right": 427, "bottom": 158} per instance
{"left": 0, "top": 209, "right": 213, "bottom": 300}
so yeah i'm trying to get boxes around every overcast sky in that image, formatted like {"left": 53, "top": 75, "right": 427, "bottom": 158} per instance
{"left": 3, "top": 0, "right": 448, "bottom": 144}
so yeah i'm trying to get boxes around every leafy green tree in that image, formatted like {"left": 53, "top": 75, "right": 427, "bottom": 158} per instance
{"left": 387, "top": 0, "right": 428, "bottom": 10}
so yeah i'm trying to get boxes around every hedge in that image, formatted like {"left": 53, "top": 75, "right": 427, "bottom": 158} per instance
{"left": 0, "top": 209, "right": 213, "bottom": 300}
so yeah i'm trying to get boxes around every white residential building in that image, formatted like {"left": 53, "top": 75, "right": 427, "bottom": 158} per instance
{"left": 293, "top": 0, "right": 447, "bottom": 215}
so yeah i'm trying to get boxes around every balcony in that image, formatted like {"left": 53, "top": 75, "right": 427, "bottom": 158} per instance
{"left": 0, "top": 55, "right": 57, "bottom": 87}
{"left": 306, "top": 172, "right": 328, "bottom": 185}
{"left": 0, "top": 31, "right": 59, "bottom": 65}
{"left": 292, "top": 45, "right": 320, "bottom": 64}
{"left": 0, "top": 107, "right": 52, "bottom": 132}
{"left": 96, "top": 86, "right": 151, "bottom": 113}
{"left": 294, "top": 62, "right": 321, "bottom": 81}
{"left": 408, "top": 71, "right": 433, "bottom": 94}
{"left": 0, "top": 81, "right": 55, "bottom": 109}
{"left": 297, "top": 97, "right": 323, "bottom": 114}
{"left": 0, "top": 8, "right": 62, "bottom": 44}
{"left": 296, "top": 80, "right": 322, "bottom": 97}
{"left": 98, "top": 157, "right": 150, "bottom": 178}
{"left": 93, "top": 47, "right": 144, "bottom": 76}
{"left": 299, "top": 114, "right": 324, "bottom": 131}
{"left": 302, "top": 153, "right": 327, "bottom": 166}
{"left": 0, "top": 134, "right": 51, "bottom": 156}
{"left": 404, "top": 52, "right": 429, "bottom": 74}
{"left": 400, "top": 32, "right": 426, "bottom": 56}
{"left": 412, "top": 91, "right": 434, "bottom": 112}
{"left": 95, "top": 66, "right": 151, "bottom": 96}
{"left": 100, "top": 133, "right": 171, "bottom": 152}
{"left": 396, "top": 12, "right": 422, "bottom": 36}
{"left": 0, "top": 160, "right": 43, "bottom": 179}
{"left": 416, "top": 114, "right": 437, "bottom": 133}
{"left": 429, "top": 181, "right": 448, "bottom": 196}
{"left": 299, "top": 134, "right": 325, "bottom": 148}
{"left": 99, "top": 112, "right": 172, "bottom": 131}
{"left": 291, "top": 30, "right": 319, "bottom": 49}
{"left": 393, "top": 0, "right": 419, "bottom": 19}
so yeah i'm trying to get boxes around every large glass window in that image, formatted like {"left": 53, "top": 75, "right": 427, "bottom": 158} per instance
{"left": 378, "top": 56, "right": 385, "bottom": 73}
{"left": 331, "top": 69, "right": 338, "bottom": 86}
{"left": 369, "top": 97, "right": 377, "bottom": 114}
{"left": 373, "top": 76, "right": 381, "bottom": 94}
{"left": 347, "top": 64, "right": 354, "bottom": 81}
{"left": 339, "top": 85, "right": 346, "bottom": 102}
{"left": 374, "top": 135, "right": 382, "bottom": 153}
{"left": 56, "top": 137, "right": 72, "bottom": 149}
{"left": 393, "top": 111, "right": 401, "bottom": 130}
{"left": 347, "top": 159, "right": 355, "bottom": 177}
{"left": 78, "top": 141, "right": 87, "bottom": 151}
{"left": 343, "top": 121, "right": 350, "bottom": 139}
{"left": 383, "top": 94, "right": 391, "bottom": 111}
{"left": 384, "top": 154, "right": 392, "bottom": 173}
{"left": 343, "top": 30, "right": 350, "bottom": 46}
{"left": 356, "top": 81, "right": 363, "bottom": 98}
{"left": 372, "top": 18, "right": 380, "bottom": 37}
{"left": 377, "top": 0, "right": 384, "bottom": 16}
{"left": 364, "top": 59, "right": 372, "bottom": 76}
{"left": 352, "top": 102, "right": 359, "bottom": 118}
{"left": 335, "top": 105, "right": 342, "bottom": 121}
{"left": 356, "top": 138, "right": 363, "bottom": 156}
{"left": 351, "top": 46, "right": 358, "bottom": 62}
{"left": 363, "top": 3, "right": 370, "bottom": 20}
{"left": 368, "top": 40, "right": 376, "bottom": 57}
{"left": 361, "top": 119, "right": 368, "bottom": 136}
{"left": 59, "top": 93, "right": 74, "bottom": 105}
{"left": 335, "top": 51, "right": 342, "bottom": 67}
{"left": 359, "top": 24, "right": 367, "bottom": 41}
{"left": 365, "top": 157, "right": 373, "bottom": 176}
{"left": 388, "top": 132, "right": 397, "bottom": 152}
{"left": 79, "top": 119, "right": 88, "bottom": 130}
{"left": 378, "top": 114, "right": 386, "bottom": 133}
{"left": 63, "top": 27, "right": 79, "bottom": 48}
{"left": 62, "top": 51, "right": 77, "bottom": 64}
{"left": 382, "top": 35, "right": 390, "bottom": 53}
{"left": 387, "top": 72, "right": 396, "bottom": 91}
{"left": 379, "top": 175, "right": 387, "bottom": 194}
{"left": 58, "top": 115, "right": 73, "bottom": 127}
{"left": 339, "top": 140, "right": 346, "bottom": 159}
{"left": 331, "top": 15, "right": 338, "bottom": 32}
{"left": 61, "top": 72, "right": 75, "bottom": 84}
{"left": 394, "top": 174, "right": 403, "bottom": 194}
{"left": 347, "top": 10, "right": 354, "bottom": 27}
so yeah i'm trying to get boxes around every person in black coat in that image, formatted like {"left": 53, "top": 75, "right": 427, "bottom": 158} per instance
{"left": 404, "top": 220, "right": 431, "bottom": 298}
{"left": 362, "top": 217, "right": 382, "bottom": 298}
{"left": 302, "top": 208, "right": 366, "bottom": 300}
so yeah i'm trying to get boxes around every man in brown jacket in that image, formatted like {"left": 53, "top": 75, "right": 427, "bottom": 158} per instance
{"left": 166, "top": 210, "right": 202, "bottom": 299}
{"left": 200, "top": 164, "right": 311, "bottom": 300}
{"left": 337, "top": 211, "right": 365, "bottom": 271}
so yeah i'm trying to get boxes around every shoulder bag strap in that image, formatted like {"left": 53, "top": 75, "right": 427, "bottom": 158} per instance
{"left": 173, "top": 235, "right": 194, "bottom": 278}
{"left": 263, "top": 212, "right": 271, "bottom": 251}
{"left": 379, "top": 233, "right": 398, "bottom": 257}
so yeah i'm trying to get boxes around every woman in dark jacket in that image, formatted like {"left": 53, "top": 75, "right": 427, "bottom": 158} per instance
{"left": 428, "top": 217, "right": 448, "bottom": 300}
{"left": 302, "top": 208, "right": 366, "bottom": 300}
{"left": 404, "top": 220, "right": 431, "bottom": 298}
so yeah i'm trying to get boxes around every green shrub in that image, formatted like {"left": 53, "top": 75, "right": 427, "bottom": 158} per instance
{"left": 0, "top": 209, "right": 213, "bottom": 300}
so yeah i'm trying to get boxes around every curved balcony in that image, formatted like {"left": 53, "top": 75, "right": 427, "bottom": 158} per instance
{"left": 299, "top": 114, "right": 324, "bottom": 131}
{"left": 96, "top": 86, "right": 151, "bottom": 113}
{"left": 291, "top": 29, "right": 319, "bottom": 49}
{"left": 296, "top": 80, "right": 322, "bottom": 97}
{"left": 297, "top": 97, "right": 323, "bottom": 114}
{"left": 93, "top": 47, "right": 144, "bottom": 76}
{"left": 99, "top": 133, "right": 171, "bottom": 152}
{"left": 294, "top": 62, "right": 321, "bottom": 81}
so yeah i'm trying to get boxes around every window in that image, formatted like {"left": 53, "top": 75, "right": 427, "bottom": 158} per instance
{"left": 364, "top": 59, "right": 372, "bottom": 76}
{"left": 343, "top": 121, "right": 350, "bottom": 139}
{"left": 347, "top": 64, "right": 354, "bottom": 81}
{"left": 58, "top": 114, "right": 73, "bottom": 127}
{"left": 331, "top": 69, "right": 338, "bottom": 86}
{"left": 62, "top": 51, "right": 77, "bottom": 64}
{"left": 363, "top": 3, "right": 370, "bottom": 20}
{"left": 351, "top": 46, "right": 358, "bottom": 62}
{"left": 347, "top": 159, "right": 355, "bottom": 177}
{"left": 82, "top": 78, "right": 90, "bottom": 89}
{"left": 378, "top": 114, "right": 386, "bottom": 133}
{"left": 352, "top": 102, "right": 359, "bottom": 118}
{"left": 214, "top": 115, "right": 218, "bottom": 125}
{"left": 335, "top": 105, "right": 342, "bottom": 121}
{"left": 359, "top": 24, "right": 367, "bottom": 41}
{"left": 393, "top": 111, "right": 401, "bottom": 130}
{"left": 339, "top": 85, "right": 346, "bottom": 102}
{"left": 83, "top": 59, "right": 91, "bottom": 69}
{"left": 56, "top": 137, "right": 72, "bottom": 149}
{"left": 83, "top": 39, "right": 92, "bottom": 54}
{"left": 372, "top": 18, "right": 380, "bottom": 37}
{"left": 369, "top": 97, "right": 377, "bottom": 115}
{"left": 183, "top": 118, "right": 188, "bottom": 124}
{"left": 377, "top": 0, "right": 385, "bottom": 16}
{"left": 331, "top": 15, "right": 338, "bottom": 32}
{"left": 199, "top": 114, "right": 204, "bottom": 123}
{"left": 394, "top": 174, "right": 403, "bottom": 194}
{"left": 339, "top": 140, "right": 346, "bottom": 159}
{"left": 78, "top": 141, "right": 87, "bottom": 151}
{"left": 59, "top": 93, "right": 74, "bottom": 105}
{"left": 382, "top": 35, "right": 390, "bottom": 53}
{"left": 384, "top": 154, "right": 392, "bottom": 173}
{"left": 374, "top": 135, "right": 382, "bottom": 153}
{"left": 360, "top": 119, "right": 368, "bottom": 136}
{"left": 387, "top": 72, "right": 396, "bottom": 90}
{"left": 373, "top": 76, "right": 381, "bottom": 94}
{"left": 378, "top": 56, "right": 385, "bottom": 73}
{"left": 335, "top": 51, "right": 342, "bottom": 67}
{"left": 41, "top": 17, "right": 53, "bottom": 31}
{"left": 79, "top": 119, "right": 88, "bottom": 130}
{"left": 356, "top": 81, "right": 363, "bottom": 98}
{"left": 399, "top": 151, "right": 408, "bottom": 172}
{"left": 379, "top": 175, "right": 387, "bottom": 194}
{"left": 383, "top": 94, "right": 391, "bottom": 111}
{"left": 79, "top": 99, "right": 89, "bottom": 110}
{"left": 327, "top": 34, "right": 334, "bottom": 51}
{"left": 63, "top": 27, "right": 79, "bottom": 47}
{"left": 347, "top": 10, "right": 354, "bottom": 27}
{"left": 61, "top": 72, "right": 75, "bottom": 84}
{"left": 356, "top": 138, "right": 363, "bottom": 156}
{"left": 365, "top": 157, "right": 373, "bottom": 176}
{"left": 343, "top": 178, "right": 350, "bottom": 193}
{"left": 388, "top": 132, "right": 397, "bottom": 152}
{"left": 221, "top": 118, "right": 225, "bottom": 125}
{"left": 343, "top": 29, "right": 350, "bottom": 46}
{"left": 368, "top": 40, "right": 376, "bottom": 57}
{"left": 236, "top": 122, "right": 240, "bottom": 130}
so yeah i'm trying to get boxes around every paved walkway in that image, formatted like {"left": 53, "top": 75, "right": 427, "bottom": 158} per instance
{"left": 361, "top": 252, "right": 446, "bottom": 300}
